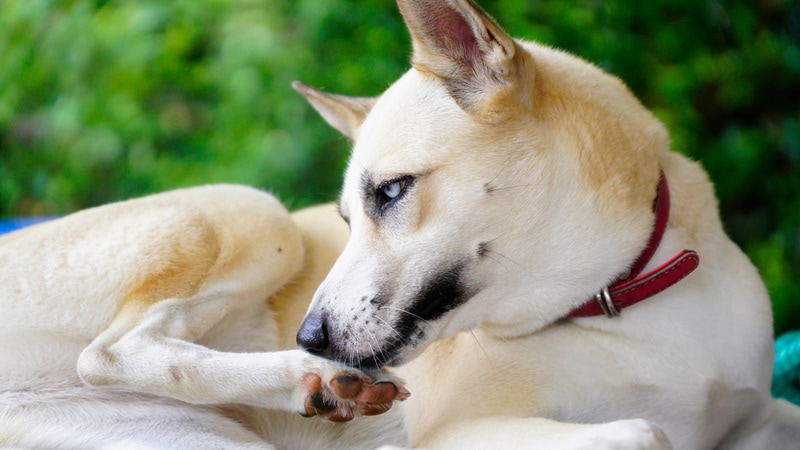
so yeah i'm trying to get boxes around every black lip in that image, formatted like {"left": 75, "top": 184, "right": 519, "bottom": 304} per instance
{"left": 403, "top": 261, "right": 470, "bottom": 323}
{"left": 344, "top": 261, "right": 475, "bottom": 370}
{"left": 346, "top": 320, "right": 410, "bottom": 369}
{"left": 355, "top": 345, "right": 403, "bottom": 370}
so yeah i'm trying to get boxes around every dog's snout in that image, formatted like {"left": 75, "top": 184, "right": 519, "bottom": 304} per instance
{"left": 297, "top": 309, "right": 330, "bottom": 357}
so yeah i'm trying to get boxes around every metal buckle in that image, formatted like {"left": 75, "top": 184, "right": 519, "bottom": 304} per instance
{"left": 595, "top": 286, "right": 620, "bottom": 318}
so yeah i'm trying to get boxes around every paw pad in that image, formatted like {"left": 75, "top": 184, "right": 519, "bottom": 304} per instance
{"left": 301, "top": 372, "right": 409, "bottom": 421}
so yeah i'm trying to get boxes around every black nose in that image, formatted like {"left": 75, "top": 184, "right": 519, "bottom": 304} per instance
{"left": 296, "top": 309, "right": 330, "bottom": 357}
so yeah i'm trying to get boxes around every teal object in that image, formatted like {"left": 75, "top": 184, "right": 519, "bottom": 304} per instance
{"left": 773, "top": 331, "right": 800, "bottom": 405}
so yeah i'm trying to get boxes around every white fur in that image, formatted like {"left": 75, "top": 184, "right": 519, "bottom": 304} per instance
{"left": 4, "top": 1, "right": 799, "bottom": 448}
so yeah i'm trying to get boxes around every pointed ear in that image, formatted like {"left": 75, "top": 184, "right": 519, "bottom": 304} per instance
{"left": 292, "top": 81, "right": 377, "bottom": 140}
{"left": 398, "top": 0, "right": 526, "bottom": 120}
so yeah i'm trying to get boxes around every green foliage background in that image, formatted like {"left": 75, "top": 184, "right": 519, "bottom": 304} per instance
{"left": 0, "top": 0, "right": 798, "bottom": 333}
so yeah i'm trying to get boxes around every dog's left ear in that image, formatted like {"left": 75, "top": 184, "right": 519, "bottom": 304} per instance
{"left": 398, "top": 0, "right": 528, "bottom": 121}
{"left": 292, "top": 81, "right": 377, "bottom": 140}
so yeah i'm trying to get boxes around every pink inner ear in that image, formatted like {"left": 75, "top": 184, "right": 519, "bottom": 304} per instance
{"left": 423, "top": 2, "right": 481, "bottom": 65}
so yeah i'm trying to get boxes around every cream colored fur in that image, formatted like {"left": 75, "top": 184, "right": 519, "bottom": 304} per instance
{"left": 4, "top": 1, "right": 800, "bottom": 449}
{"left": 293, "top": 0, "right": 800, "bottom": 448}
{"left": 0, "top": 185, "right": 408, "bottom": 449}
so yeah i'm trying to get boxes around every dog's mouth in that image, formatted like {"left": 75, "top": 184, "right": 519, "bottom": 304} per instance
{"left": 359, "top": 269, "right": 477, "bottom": 368}
{"left": 343, "top": 291, "right": 481, "bottom": 370}
{"left": 354, "top": 342, "right": 406, "bottom": 370}
{"left": 351, "top": 322, "right": 430, "bottom": 369}
{"left": 301, "top": 261, "right": 479, "bottom": 369}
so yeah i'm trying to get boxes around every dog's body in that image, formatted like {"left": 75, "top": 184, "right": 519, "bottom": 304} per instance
{"left": 3, "top": 0, "right": 800, "bottom": 449}
{"left": 292, "top": 0, "right": 800, "bottom": 448}
{"left": 0, "top": 185, "right": 407, "bottom": 449}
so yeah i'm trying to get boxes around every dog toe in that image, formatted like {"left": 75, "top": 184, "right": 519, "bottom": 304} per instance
{"left": 300, "top": 369, "right": 408, "bottom": 421}
{"left": 331, "top": 373, "right": 371, "bottom": 399}
{"left": 358, "top": 381, "right": 399, "bottom": 404}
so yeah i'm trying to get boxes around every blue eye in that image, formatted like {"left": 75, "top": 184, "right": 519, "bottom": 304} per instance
{"left": 376, "top": 176, "right": 414, "bottom": 212}
{"left": 382, "top": 181, "right": 402, "bottom": 199}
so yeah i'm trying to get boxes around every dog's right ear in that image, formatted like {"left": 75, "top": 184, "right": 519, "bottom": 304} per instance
{"left": 292, "top": 81, "right": 377, "bottom": 140}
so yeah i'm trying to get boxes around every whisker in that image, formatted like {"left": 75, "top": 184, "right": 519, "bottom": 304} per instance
{"left": 362, "top": 330, "right": 377, "bottom": 369}
{"left": 486, "top": 183, "right": 534, "bottom": 193}
{"left": 373, "top": 314, "right": 403, "bottom": 340}
{"left": 358, "top": 319, "right": 389, "bottom": 368}
{"left": 483, "top": 232, "right": 510, "bottom": 245}
{"left": 469, "top": 329, "right": 492, "bottom": 363}
{"left": 485, "top": 249, "right": 534, "bottom": 277}
{"left": 483, "top": 153, "right": 535, "bottom": 194}
{"left": 475, "top": 325, "right": 512, "bottom": 344}
{"left": 381, "top": 305, "right": 431, "bottom": 325}
{"left": 486, "top": 170, "right": 503, "bottom": 186}
{"left": 368, "top": 329, "right": 389, "bottom": 367}
{"left": 482, "top": 251, "right": 514, "bottom": 274}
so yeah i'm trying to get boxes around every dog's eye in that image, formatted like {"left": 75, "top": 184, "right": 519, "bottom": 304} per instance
{"left": 382, "top": 181, "right": 403, "bottom": 199}
{"left": 376, "top": 176, "right": 414, "bottom": 212}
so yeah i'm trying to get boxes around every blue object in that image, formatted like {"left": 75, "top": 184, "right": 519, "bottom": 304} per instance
{"left": 0, "top": 217, "right": 55, "bottom": 235}
{"left": 773, "top": 331, "right": 800, "bottom": 405}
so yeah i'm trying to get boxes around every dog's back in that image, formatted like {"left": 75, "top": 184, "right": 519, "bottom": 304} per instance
{"left": 0, "top": 185, "right": 297, "bottom": 448}
{"left": 0, "top": 185, "right": 294, "bottom": 388}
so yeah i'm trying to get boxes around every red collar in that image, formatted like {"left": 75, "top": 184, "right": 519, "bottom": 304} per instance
{"left": 568, "top": 171, "right": 700, "bottom": 319}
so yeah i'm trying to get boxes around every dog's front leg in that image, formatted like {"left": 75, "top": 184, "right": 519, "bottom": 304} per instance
{"left": 414, "top": 415, "right": 672, "bottom": 450}
{"left": 77, "top": 296, "right": 407, "bottom": 421}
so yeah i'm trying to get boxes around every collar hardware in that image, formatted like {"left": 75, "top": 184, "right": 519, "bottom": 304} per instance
{"left": 595, "top": 286, "right": 620, "bottom": 318}
{"left": 568, "top": 170, "right": 700, "bottom": 319}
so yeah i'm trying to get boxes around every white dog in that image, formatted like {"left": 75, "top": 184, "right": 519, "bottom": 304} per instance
{"left": 292, "top": 0, "right": 800, "bottom": 448}
{"left": 0, "top": 185, "right": 408, "bottom": 449}
{"left": 4, "top": 0, "right": 799, "bottom": 449}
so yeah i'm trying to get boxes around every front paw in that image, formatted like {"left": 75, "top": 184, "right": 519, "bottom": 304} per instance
{"left": 300, "top": 370, "right": 409, "bottom": 422}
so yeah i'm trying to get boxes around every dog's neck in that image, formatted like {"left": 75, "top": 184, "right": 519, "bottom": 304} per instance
{"left": 567, "top": 171, "right": 700, "bottom": 319}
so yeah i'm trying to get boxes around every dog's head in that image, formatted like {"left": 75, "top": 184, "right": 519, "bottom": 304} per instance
{"left": 295, "top": 0, "right": 669, "bottom": 369}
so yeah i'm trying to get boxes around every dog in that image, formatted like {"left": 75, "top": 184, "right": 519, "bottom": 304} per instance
{"left": 4, "top": 1, "right": 799, "bottom": 448}
{"left": 0, "top": 185, "right": 409, "bottom": 449}
{"left": 292, "top": 0, "right": 800, "bottom": 448}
